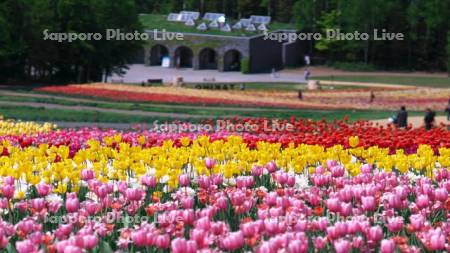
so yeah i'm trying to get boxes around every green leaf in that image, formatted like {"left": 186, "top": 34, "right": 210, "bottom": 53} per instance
{"left": 99, "top": 241, "right": 114, "bottom": 253}
{"left": 6, "top": 242, "right": 17, "bottom": 253}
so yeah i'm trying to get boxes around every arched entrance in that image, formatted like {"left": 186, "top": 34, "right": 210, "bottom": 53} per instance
{"left": 199, "top": 48, "right": 218, "bottom": 69}
{"left": 224, "top": 49, "right": 242, "bottom": 71}
{"left": 174, "top": 46, "right": 193, "bottom": 68}
{"left": 149, "top": 45, "right": 169, "bottom": 66}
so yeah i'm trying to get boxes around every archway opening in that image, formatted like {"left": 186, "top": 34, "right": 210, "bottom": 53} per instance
{"left": 150, "top": 45, "right": 169, "bottom": 66}
{"left": 199, "top": 48, "right": 218, "bottom": 69}
{"left": 224, "top": 49, "right": 242, "bottom": 71}
{"left": 175, "top": 46, "right": 193, "bottom": 68}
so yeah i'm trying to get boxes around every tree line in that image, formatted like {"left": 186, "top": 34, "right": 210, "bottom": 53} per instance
{"left": 0, "top": 0, "right": 449, "bottom": 83}
{"left": 141, "top": 0, "right": 449, "bottom": 73}
{"left": 0, "top": 0, "right": 142, "bottom": 83}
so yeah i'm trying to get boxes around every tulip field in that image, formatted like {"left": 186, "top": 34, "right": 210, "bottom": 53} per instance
{"left": 0, "top": 116, "right": 449, "bottom": 253}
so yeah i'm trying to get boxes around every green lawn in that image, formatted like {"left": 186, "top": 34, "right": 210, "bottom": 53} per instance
{"left": 139, "top": 14, "right": 295, "bottom": 37}
{"left": 0, "top": 105, "right": 173, "bottom": 123}
{"left": 0, "top": 93, "right": 434, "bottom": 123}
{"left": 313, "top": 75, "right": 450, "bottom": 88}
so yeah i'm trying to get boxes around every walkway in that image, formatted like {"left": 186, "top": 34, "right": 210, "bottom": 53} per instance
{"left": 107, "top": 65, "right": 306, "bottom": 84}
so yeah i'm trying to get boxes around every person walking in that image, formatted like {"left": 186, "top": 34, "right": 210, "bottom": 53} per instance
{"left": 304, "top": 69, "right": 311, "bottom": 81}
{"left": 395, "top": 106, "right": 408, "bottom": 128}
{"left": 424, "top": 108, "right": 436, "bottom": 130}
{"left": 369, "top": 91, "right": 375, "bottom": 103}
{"left": 304, "top": 55, "right": 311, "bottom": 66}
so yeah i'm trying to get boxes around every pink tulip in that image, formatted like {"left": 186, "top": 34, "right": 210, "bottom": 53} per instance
{"left": 429, "top": 233, "right": 445, "bottom": 250}
{"left": 155, "top": 234, "right": 170, "bottom": 249}
{"left": 215, "top": 196, "right": 228, "bottom": 210}
{"left": 221, "top": 231, "right": 244, "bottom": 251}
{"left": 195, "top": 217, "right": 211, "bottom": 231}
{"left": 205, "top": 158, "right": 216, "bottom": 169}
{"left": 330, "top": 166, "right": 345, "bottom": 177}
{"left": 266, "top": 161, "right": 277, "bottom": 173}
{"left": 181, "top": 209, "right": 195, "bottom": 225}
{"left": 387, "top": 217, "right": 403, "bottom": 233}
{"left": 48, "top": 201, "right": 62, "bottom": 214}
{"left": 326, "top": 198, "right": 341, "bottom": 212}
{"left": 131, "top": 230, "right": 147, "bottom": 247}
{"left": 82, "top": 235, "right": 98, "bottom": 249}
{"left": 95, "top": 184, "right": 108, "bottom": 198}
{"left": 64, "top": 245, "right": 83, "bottom": 253}
{"left": 125, "top": 188, "right": 143, "bottom": 201}
{"left": 3, "top": 176, "right": 14, "bottom": 185}
{"left": 16, "top": 240, "right": 37, "bottom": 253}
{"left": 361, "top": 196, "right": 376, "bottom": 211}
{"left": 367, "top": 226, "right": 383, "bottom": 241}
{"left": 178, "top": 174, "right": 190, "bottom": 187}
{"left": 14, "top": 201, "right": 28, "bottom": 212}
{"left": 415, "top": 194, "right": 429, "bottom": 208}
{"left": 434, "top": 188, "right": 448, "bottom": 202}
{"left": 180, "top": 197, "right": 194, "bottom": 209}
{"left": 409, "top": 214, "right": 425, "bottom": 231}
{"left": 85, "top": 201, "right": 99, "bottom": 215}
{"left": 360, "top": 164, "right": 372, "bottom": 174}
{"left": 252, "top": 165, "right": 263, "bottom": 176}
{"left": 313, "top": 236, "right": 327, "bottom": 249}
{"left": 80, "top": 169, "right": 95, "bottom": 181}
{"left": 334, "top": 239, "right": 351, "bottom": 253}
{"left": 140, "top": 175, "right": 157, "bottom": 188}
{"left": 65, "top": 197, "right": 80, "bottom": 213}
{"left": 326, "top": 160, "right": 337, "bottom": 168}
{"left": 30, "top": 198, "right": 46, "bottom": 211}
{"left": 1, "top": 185, "right": 14, "bottom": 199}
{"left": 36, "top": 183, "right": 52, "bottom": 196}
{"left": 288, "top": 239, "right": 307, "bottom": 253}
{"left": 352, "top": 236, "right": 364, "bottom": 249}
{"left": 55, "top": 224, "right": 73, "bottom": 240}
{"left": 172, "top": 238, "right": 197, "bottom": 253}
{"left": 380, "top": 239, "right": 395, "bottom": 253}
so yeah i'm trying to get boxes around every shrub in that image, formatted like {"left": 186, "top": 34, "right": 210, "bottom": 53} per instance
{"left": 240, "top": 58, "right": 250, "bottom": 74}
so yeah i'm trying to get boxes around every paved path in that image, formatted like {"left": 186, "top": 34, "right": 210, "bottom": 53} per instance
{"left": 107, "top": 65, "right": 448, "bottom": 86}
{"left": 0, "top": 101, "right": 204, "bottom": 119}
{"left": 371, "top": 116, "right": 449, "bottom": 128}
{"left": 107, "top": 65, "right": 307, "bottom": 84}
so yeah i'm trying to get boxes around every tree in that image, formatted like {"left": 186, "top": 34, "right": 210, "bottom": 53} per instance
{"left": 0, "top": 0, "right": 143, "bottom": 83}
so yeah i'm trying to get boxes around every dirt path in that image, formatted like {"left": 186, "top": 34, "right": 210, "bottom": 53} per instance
{"left": 371, "top": 116, "right": 449, "bottom": 128}
{"left": 0, "top": 101, "right": 205, "bottom": 119}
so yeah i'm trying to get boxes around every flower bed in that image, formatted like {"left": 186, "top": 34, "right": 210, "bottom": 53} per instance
{"left": 35, "top": 83, "right": 450, "bottom": 111}
{"left": 0, "top": 119, "right": 449, "bottom": 252}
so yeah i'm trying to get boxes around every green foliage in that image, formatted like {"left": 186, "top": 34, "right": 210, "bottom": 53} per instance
{"left": 315, "top": 10, "right": 341, "bottom": 52}
{"left": 240, "top": 58, "right": 250, "bottom": 74}
{"left": 0, "top": 0, "right": 142, "bottom": 83}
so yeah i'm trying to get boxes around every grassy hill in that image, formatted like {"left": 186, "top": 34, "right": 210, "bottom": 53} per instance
{"left": 139, "top": 14, "right": 296, "bottom": 37}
